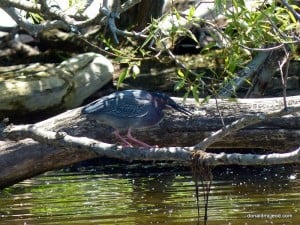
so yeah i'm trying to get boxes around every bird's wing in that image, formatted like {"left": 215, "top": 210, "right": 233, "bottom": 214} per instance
{"left": 108, "top": 97, "right": 150, "bottom": 118}
{"left": 82, "top": 94, "right": 150, "bottom": 118}
{"left": 81, "top": 97, "right": 107, "bottom": 114}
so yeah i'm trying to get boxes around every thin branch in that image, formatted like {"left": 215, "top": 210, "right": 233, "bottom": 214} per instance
{"left": 239, "top": 43, "right": 286, "bottom": 52}
{"left": 215, "top": 97, "right": 225, "bottom": 127}
{"left": 193, "top": 105, "right": 300, "bottom": 150}
{"left": 99, "top": 1, "right": 148, "bottom": 44}
{"left": 0, "top": 0, "right": 41, "bottom": 13}
{"left": 119, "top": 0, "right": 142, "bottom": 14}
{"left": 219, "top": 51, "right": 270, "bottom": 97}
{"left": 278, "top": 49, "right": 290, "bottom": 110}
{"left": 281, "top": 0, "right": 300, "bottom": 21}
{"left": 39, "top": 0, "right": 75, "bottom": 25}
{"left": 203, "top": 147, "right": 300, "bottom": 166}
{"left": 161, "top": 41, "right": 206, "bottom": 88}
{"left": 64, "top": 0, "right": 142, "bottom": 28}
{"left": 2, "top": 124, "right": 300, "bottom": 166}
{"left": 3, "top": 7, "right": 70, "bottom": 35}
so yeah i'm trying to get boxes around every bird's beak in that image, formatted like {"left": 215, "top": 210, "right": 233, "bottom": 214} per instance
{"left": 168, "top": 103, "right": 192, "bottom": 116}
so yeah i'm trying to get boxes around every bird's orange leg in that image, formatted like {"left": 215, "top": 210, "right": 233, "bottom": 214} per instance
{"left": 112, "top": 130, "right": 133, "bottom": 147}
{"left": 126, "top": 128, "right": 152, "bottom": 147}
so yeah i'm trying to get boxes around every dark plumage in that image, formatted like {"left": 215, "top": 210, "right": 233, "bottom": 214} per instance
{"left": 82, "top": 89, "right": 191, "bottom": 147}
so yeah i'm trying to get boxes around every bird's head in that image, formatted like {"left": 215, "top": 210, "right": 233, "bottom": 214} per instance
{"left": 151, "top": 92, "right": 192, "bottom": 116}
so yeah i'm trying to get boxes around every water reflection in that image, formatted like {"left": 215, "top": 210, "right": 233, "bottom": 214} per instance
{"left": 0, "top": 163, "right": 299, "bottom": 225}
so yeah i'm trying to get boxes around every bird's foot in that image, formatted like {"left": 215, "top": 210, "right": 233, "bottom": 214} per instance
{"left": 113, "top": 130, "right": 133, "bottom": 147}
{"left": 113, "top": 129, "right": 153, "bottom": 148}
{"left": 126, "top": 130, "right": 152, "bottom": 148}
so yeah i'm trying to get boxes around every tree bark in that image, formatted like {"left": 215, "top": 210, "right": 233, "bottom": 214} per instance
{"left": 1, "top": 95, "right": 300, "bottom": 189}
{"left": 118, "top": 0, "right": 165, "bottom": 31}
{"left": 29, "top": 94, "right": 300, "bottom": 149}
{"left": 0, "top": 139, "right": 97, "bottom": 188}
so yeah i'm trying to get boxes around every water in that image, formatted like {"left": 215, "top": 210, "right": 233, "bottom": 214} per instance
{"left": 0, "top": 162, "right": 299, "bottom": 225}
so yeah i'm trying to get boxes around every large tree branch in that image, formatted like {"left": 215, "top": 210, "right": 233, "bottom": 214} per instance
{"left": 3, "top": 124, "right": 300, "bottom": 166}
{"left": 0, "top": 0, "right": 143, "bottom": 36}
{"left": 1, "top": 95, "right": 300, "bottom": 188}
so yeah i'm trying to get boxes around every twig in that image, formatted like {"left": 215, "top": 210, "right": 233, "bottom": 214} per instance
{"left": 3, "top": 7, "right": 70, "bottom": 36}
{"left": 1, "top": 0, "right": 144, "bottom": 38}
{"left": 219, "top": 51, "right": 270, "bottom": 97}
{"left": 119, "top": 0, "right": 142, "bottom": 14}
{"left": 278, "top": 46, "right": 290, "bottom": 110}
{"left": 215, "top": 97, "right": 225, "bottom": 126}
{"left": 161, "top": 41, "right": 206, "bottom": 88}
{"left": 193, "top": 105, "right": 300, "bottom": 150}
{"left": 0, "top": 0, "right": 41, "bottom": 13}
{"left": 39, "top": 0, "right": 75, "bottom": 25}
{"left": 239, "top": 43, "right": 285, "bottom": 52}
{"left": 281, "top": 0, "right": 300, "bottom": 21}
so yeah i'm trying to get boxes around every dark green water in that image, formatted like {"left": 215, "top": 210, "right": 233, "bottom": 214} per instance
{"left": 0, "top": 162, "right": 299, "bottom": 225}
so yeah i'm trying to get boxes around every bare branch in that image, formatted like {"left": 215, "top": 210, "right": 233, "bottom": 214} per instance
{"left": 0, "top": 0, "right": 41, "bottom": 13}
{"left": 119, "top": 0, "right": 142, "bottom": 14}
{"left": 193, "top": 105, "right": 300, "bottom": 150}
{"left": 3, "top": 124, "right": 192, "bottom": 162}
{"left": 278, "top": 46, "right": 290, "bottom": 109}
{"left": 3, "top": 6, "right": 70, "bottom": 35}
{"left": 202, "top": 147, "right": 300, "bottom": 166}
{"left": 99, "top": 0, "right": 145, "bottom": 44}
{"left": 3, "top": 124, "right": 300, "bottom": 166}
{"left": 39, "top": 0, "right": 76, "bottom": 25}
{"left": 281, "top": 0, "right": 300, "bottom": 21}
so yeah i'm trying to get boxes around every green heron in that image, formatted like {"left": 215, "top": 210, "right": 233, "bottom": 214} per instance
{"left": 82, "top": 89, "right": 191, "bottom": 147}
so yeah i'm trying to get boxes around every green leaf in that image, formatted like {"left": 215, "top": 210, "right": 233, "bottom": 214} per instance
{"left": 177, "top": 69, "right": 185, "bottom": 78}
{"left": 117, "top": 68, "right": 130, "bottom": 88}
{"left": 175, "top": 9, "right": 181, "bottom": 20}
{"left": 188, "top": 6, "right": 195, "bottom": 21}
{"left": 191, "top": 85, "right": 199, "bottom": 102}
{"left": 183, "top": 91, "right": 190, "bottom": 101}
{"left": 186, "top": 29, "right": 199, "bottom": 45}
{"left": 174, "top": 80, "right": 185, "bottom": 91}
{"left": 201, "top": 42, "right": 217, "bottom": 52}
{"left": 285, "top": 23, "right": 296, "bottom": 31}
{"left": 29, "top": 12, "right": 44, "bottom": 23}
{"left": 215, "top": 0, "right": 224, "bottom": 13}
{"left": 287, "top": 10, "right": 297, "bottom": 24}
{"left": 201, "top": 95, "right": 211, "bottom": 104}
{"left": 141, "top": 24, "right": 158, "bottom": 49}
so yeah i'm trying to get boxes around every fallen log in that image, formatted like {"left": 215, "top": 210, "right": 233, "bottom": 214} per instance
{"left": 29, "top": 94, "right": 300, "bottom": 150}
{"left": 0, "top": 95, "right": 300, "bottom": 188}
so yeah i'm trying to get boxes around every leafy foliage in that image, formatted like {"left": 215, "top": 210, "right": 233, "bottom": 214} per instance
{"left": 101, "top": 0, "right": 299, "bottom": 100}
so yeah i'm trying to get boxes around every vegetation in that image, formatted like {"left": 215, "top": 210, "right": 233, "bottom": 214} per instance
{"left": 97, "top": 0, "right": 300, "bottom": 99}
{"left": 1, "top": 0, "right": 299, "bottom": 100}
